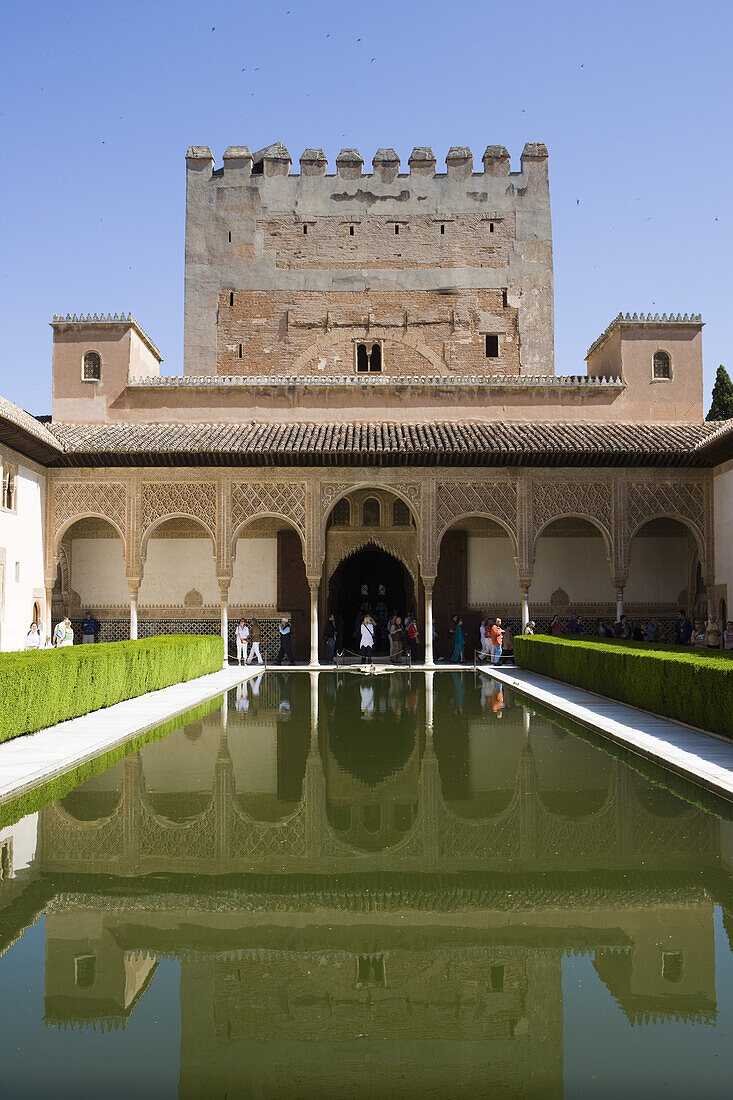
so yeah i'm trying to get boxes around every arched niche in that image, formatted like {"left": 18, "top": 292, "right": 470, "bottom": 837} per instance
{"left": 55, "top": 515, "right": 127, "bottom": 615}
{"left": 532, "top": 517, "right": 614, "bottom": 611}
{"left": 139, "top": 516, "right": 218, "bottom": 610}
{"left": 434, "top": 515, "right": 519, "bottom": 660}
{"left": 625, "top": 516, "right": 700, "bottom": 614}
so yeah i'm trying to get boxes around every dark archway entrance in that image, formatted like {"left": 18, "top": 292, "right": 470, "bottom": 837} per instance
{"left": 328, "top": 547, "right": 415, "bottom": 655}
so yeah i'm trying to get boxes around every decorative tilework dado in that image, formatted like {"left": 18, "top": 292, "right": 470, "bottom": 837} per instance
{"left": 70, "top": 618, "right": 291, "bottom": 660}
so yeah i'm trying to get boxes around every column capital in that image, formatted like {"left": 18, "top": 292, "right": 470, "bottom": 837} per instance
{"left": 127, "top": 577, "right": 140, "bottom": 598}
{"left": 218, "top": 575, "right": 232, "bottom": 594}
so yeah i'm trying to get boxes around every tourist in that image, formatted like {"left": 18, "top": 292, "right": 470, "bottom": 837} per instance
{"left": 360, "top": 613, "right": 375, "bottom": 662}
{"left": 646, "top": 618, "right": 661, "bottom": 643}
{"left": 602, "top": 621, "right": 615, "bottom": 639}
{"left": 323, "top": 613, "right": 338, "bottom": 663}
{"left": 568, "top": 614, "right": 582, "bottom": 635}
{"left": 406, "top": 617, "right": 419, "bottom": 662}
{"left": 479, "top": 618, "right": 488, "bottom": 660}
{"left": 490, "top": 617, "right": 503, "bottom": 664}
{"left": 81, "top": 611, "right": 98, "bottom": 644}
{"left": 503, "top": 623, "right": 514, "bottom": 658}
{"left": 675, "top": 610, "right": 692, "bottom": 645}
{"left": 451, "top": 617, "right": 466, "bottom": 663}
{"left": 704, "top": 614, "right": 722, "bottom": 650}
{"left": 25, "top": 622, "right": 43, "bottom": 649}
{"left": 387, "top": 611, "right": 398, "bottom": 658}
{"left": 596, "top": 619, "right": 605, "bottom": 637}
{"left": 247, "top": 619, "right": 264, "bottom": 664}
{"left": 523, "top": 620, "right": 535, "bottom": 635}
{"left": 692, "top": 620, "right": 705, "bottom": 646}
{"left": 276, "top": 618, "right": 294, "bottom": 664}
{"left": 235, "top": 619, "right": 249, "bottom": 665}
{"left": 632, "top": 621, "right": 644, "bottom": 641}
{"left": 724, "top": 621, "right": 733, "bottom": 650}
{"left": 391, "top": 616, "right": 406, "bottom": 663}
{"left": 550, "top": 615, "right": 563, "bottom": 636}
{"left": 615, "top": 615, "right": 631, "bottom": 640}
{"left": 447, "top": 613, "right": 458, "bottom": 660}
{"left": 53, "top": 617, "right": 73, "bottom": 647}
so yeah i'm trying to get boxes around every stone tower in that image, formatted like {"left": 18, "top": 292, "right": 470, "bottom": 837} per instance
{"left": 183, "top": 142, "right": 554, "bottom": 379}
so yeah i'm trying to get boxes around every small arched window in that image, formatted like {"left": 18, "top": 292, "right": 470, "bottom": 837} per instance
{"left": 363, "top": 498, "right": 380, "bottom": 526}
{"left": 393, "top": 499, "right": 411, "bottom": 526}
{"left": 653, "top": 350, "right": 671, "bottom": 380}
{"left": 332, "top": 498, "right": 350, "bottom": 526}
{"left": 82, "top": 351, "right": 101, "bottom": 381}
{"left": 356, "top": 342, "right": 383, "bottom": 373}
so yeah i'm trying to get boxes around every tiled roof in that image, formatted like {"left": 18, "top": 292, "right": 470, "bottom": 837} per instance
{"left": 47, "top": 419, "right": 722, "bottom": 468}
{"left": 0, "top": 396, "right": 63, "bottom": 462}
{"left": 130, "top": 373, "right": 623, "bottom": 389}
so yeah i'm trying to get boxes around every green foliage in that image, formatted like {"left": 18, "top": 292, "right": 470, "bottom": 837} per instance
{"left": 0, "top": 695, "right": 223, "bottom": 830}
{"left": 0, "top": 635, "right": 224, "bottom": 744}
{"left": 706, "top": 364, "right": 733, "bottom": 421}
{"left": 513, "top": 634, "right": 733, "bottom": 738}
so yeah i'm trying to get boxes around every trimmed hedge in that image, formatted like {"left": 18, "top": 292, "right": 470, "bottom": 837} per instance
{"left": 562, "top": 632, "right": 733, "bottom": 658}
{"left": 0, "top": 634, "right": 224, "bottom": 744}
{"left": 513, "top": 634, "right": 733, "bottom": 739}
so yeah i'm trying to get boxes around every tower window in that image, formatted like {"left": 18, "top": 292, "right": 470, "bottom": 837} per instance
{"left": 332, "top": 498, "right": 351, "bottom": 526}
{"left": 485, "top": 333, "right": 499, "bottom": 358}
{"left": 74, "top": 955, "right": 97, "bottom": 989}
{"left": 356, "top": 343, "right": 383, "bottom": 374}
{"left": 349, "top": 225, "right": 355, "bottom": 236}
{"left": 229, "top": 291, "right": 234, "bottom": 306}
{"left": 2, "top": 464, "right": 17, "bottom": 510}
{"left": 653, "top": 350, "right": 671, "bottom": 379}
{"left": 82, "top": 351, "right": 101, "bottom": 381}
{"left": 394, "top": 224, "right": 399, "bottom": 235}
{"left": 393, "top": 499, "right": 411, "bottom": 526}
{"left": 238, "top": 344, "right": 243, "bottom": 359}
{"left": 363, "top": 497, "right": 380, "bottom": 526}
{"left": 490, "top": 965, "right": 505, "bottom": 992}
{"left": 303, "top": 224, "right": 308, "bottom": 235}
{"left": 662, "top": 951, "right": 683, "bottom": 983}
{"left": 440, "top": 223, "right": 445, "bottom": 234}
{"left": 502, "top": 288, "right": 508, "bottom": 308}
{"left": 489, "top": 221, "right": 495, "bottom": 233}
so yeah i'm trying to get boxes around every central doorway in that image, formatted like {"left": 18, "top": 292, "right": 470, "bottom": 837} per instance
{"left": 328, "top": 547, "right": 415, "bottom": 655}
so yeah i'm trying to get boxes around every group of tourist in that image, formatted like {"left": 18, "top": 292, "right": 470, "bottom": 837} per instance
{"left": 24, "top": 611, "right": 101, "bottom": 650}
{"left": 545, "top": 609, "right": 733, "bottom": 651}
{"left": 441, "top": 614, "right": 511, "bottom": 665}
{"left": 234, "top": 617, "right": 297, "bottom": 665}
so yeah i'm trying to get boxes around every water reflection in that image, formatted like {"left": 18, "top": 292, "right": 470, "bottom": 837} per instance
{"left": 1, "top": 672, "right": 733, "bottom": 1097}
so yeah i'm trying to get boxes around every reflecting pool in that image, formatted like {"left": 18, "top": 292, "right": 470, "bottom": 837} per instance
{"left": 2, "top": 671, "right": 733, "bottom": 1099}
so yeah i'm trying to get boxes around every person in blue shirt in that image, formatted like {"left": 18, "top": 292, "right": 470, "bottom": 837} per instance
{"left": 82, "top": 612, "right": 98, "bottom": 644}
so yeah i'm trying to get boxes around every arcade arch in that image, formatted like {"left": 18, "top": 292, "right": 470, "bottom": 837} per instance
{"left": 52, "top": 516, "right": 127, "bottom": 632}
{"left": 625, "top": 517, "right": 701, "bottom": 627}
{"left": 532, "top": 517, "right": 615, "bottom": 621}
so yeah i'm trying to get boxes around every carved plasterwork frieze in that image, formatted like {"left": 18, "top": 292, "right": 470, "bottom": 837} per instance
{"left": 231, "top": 480, "right": 306, "bottom": 538}
{"left": 52, "top": 481, "right": 127, "bottom": 544}
{"left": 626, "top": 480, "right": 707, "bottom": 562}
{"left": 141, "top": 481, "right": 218, "bottom": 540}
{"left": 436, "top": 481, "right": 518, "bottom": 543}
{"left": 531, "top": 480, "right": 612, "bottom": 545}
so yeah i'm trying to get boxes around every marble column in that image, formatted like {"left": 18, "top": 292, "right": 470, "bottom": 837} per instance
{"left": 128, "top": 579, "right": 139, "bottom": 641}
{"left": 219, "top": 578, "right": 231, "bottom": 664}
{"left": 44, "top": 585, "right": 53, "bottom": 642}
{"left": 309, "top": 580, "right": 319, "bottom": 666}
{"left": 424, "top": 582, "right": 434, "bottom": 666}
{"left": 521, "top": 586, "right": 530, "bottom": 631}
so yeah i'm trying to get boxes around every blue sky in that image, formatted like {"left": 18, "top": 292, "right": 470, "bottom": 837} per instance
{"left": 1, "top": 0, "right": 731, "bottom": 414}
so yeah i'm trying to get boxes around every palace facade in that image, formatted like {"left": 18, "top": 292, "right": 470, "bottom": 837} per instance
{"left": 1, "top": 140, "right": 733, "bottom": 657}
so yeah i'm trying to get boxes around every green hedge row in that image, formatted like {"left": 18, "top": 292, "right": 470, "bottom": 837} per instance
{"left": 563, "top": 632, "right": 733, "bottom": 658}
{"left": 0, "top": 635, "right": 224, "bottom": 744}
{"left": 513, "top": 634, "right": 733, "bottom": 738}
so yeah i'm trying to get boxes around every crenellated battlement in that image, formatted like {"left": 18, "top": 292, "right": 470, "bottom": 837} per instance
{"left": 185, "top": 142, "right": 548, "bottom": 183}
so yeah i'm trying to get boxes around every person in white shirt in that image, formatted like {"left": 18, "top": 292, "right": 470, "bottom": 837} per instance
{"left": 26, "top": 622, "right": 44, "bottom": 650}
{"left": 360, "top": 614, "right": 375, "bottom": 663}
{"left": 53, "top": 617, "right": 74, "bottom": 647}
{"left": 235, "top": 619, "right": 249, "bottom": 665}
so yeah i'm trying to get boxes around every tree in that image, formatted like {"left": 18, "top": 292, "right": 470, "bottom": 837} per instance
{"left": 706, "top": 365, "right": 733, "bottom": 421}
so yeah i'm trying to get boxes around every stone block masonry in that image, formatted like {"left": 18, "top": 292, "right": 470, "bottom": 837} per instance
{"left": 184, "top": 143, "right": 554, "bottom": 379}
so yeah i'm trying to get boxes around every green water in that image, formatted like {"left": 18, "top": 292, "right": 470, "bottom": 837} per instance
{"left": 1, "top": 670, "right": 733, "bottom": 1099}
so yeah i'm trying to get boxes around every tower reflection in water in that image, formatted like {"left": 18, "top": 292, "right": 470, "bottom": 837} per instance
{"left": 2, "top": 671, "right": 732, "bottom": 1099}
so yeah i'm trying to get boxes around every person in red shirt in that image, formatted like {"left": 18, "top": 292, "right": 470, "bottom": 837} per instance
{"left": 490, "top": 617, "right": 503, "bottom": 664}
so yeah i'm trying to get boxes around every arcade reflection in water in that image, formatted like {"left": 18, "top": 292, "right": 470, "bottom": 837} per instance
{"left": 2, "top": 671, "right": 733, "bottom": 1100}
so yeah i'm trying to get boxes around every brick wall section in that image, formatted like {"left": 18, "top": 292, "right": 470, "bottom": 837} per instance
{"left": 217, "top": 288, "right": 520, "bottom": 377}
